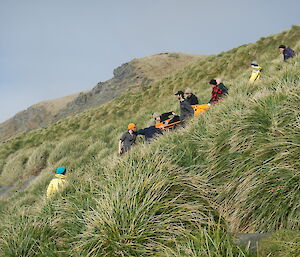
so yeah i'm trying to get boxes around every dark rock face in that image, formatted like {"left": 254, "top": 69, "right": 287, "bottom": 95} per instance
{"left": 234, "top": 233, "right": 272, "bottom": 253}
{"left": 55, "top": 62, "right": 151, "bottom": 120}
{"left": 0, "top": 105, "right": 51, "bottom": 141}
{"left": 0, "top": 61, "right": 152, "bottom": 141}
{"left": 0, "top": 53, "right": 200, "bottom": 141}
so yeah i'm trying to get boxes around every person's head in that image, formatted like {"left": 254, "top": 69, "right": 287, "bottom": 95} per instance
{"left": 175, "top": 91, "right": 185, "bottom": 100}
{"left": 56, "top": 167, "right": 67, "bottom": 175}
{"left": 127, "top": 123, "right": 136, "bottom": 132}
{"left": 152, "top": 113, "right": 160, "bottom": 122}
{"left": 185, "top": 88, "right": 193, "bottom": 98}
{"left": 148, "top": 119, "right": 156, "bottom": 127}
{"left": 278, "top": 45, "right": 286, "bottom": 54}
{"left": 209, "top": 79, "right": 217, "bottom": 88}
{"left": 251, "top": 61, "right": 259, "bottom": 68}
{"left": 215, "top": 78, "right": 222, "bottom": 85}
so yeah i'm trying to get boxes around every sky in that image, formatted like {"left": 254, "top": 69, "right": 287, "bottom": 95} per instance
{"left": 0, "top": 0, "right": 299, "bottom": 122}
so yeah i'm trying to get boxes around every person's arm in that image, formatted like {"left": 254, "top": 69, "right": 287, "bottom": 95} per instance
{"left": 119, "top": 133, "right": 126, "bottom": 154}
{"left": 160, "top": 112, "right": 173, "bottom": 121}
{"left": 46, "top": 181, "right": 54, "bottom": 198}
{"left": 137, "top": 128, "right": 146, "bottom": 135}
{"left": 118, "top": 140, "right": 124, "bottom": 154}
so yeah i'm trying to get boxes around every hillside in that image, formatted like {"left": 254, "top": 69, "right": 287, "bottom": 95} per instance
{"left": 0, "top": 53, "right": 202, "bottom": 142}
{"left": 0, "top": 26, "right": 299, "bottom": 256}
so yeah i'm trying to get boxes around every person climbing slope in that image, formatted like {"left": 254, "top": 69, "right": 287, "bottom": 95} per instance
{"left": 46, "top": 167, "right": 68, "bottom": 198}
{"left": 278, "top": 45, "right": 296, "bottom": 62}
{"left": 175, "top": 91, "right": 194, "bottom": 121}
{"left": 185, "top": 88, "right": 199, "bottom": 105}
{"left": 249, "top": 61, "right": 262, "bottom": 84}
{"left": 215, "top": 78, "right": 228, "bottom": 95}
{"left": 119, "top": 123, "right": 137, "bottom": 155}
{"left": 208, "top": 79, "right": 226, "bottom": 104}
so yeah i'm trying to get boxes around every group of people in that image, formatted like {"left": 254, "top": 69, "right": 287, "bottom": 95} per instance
{"left": 118, "top": 78, "right": 229, "bottom": 155}
{"left": 47, "top": 44, "right": 296, "bottom": 198}
{"left": 249, "top": 45, "right": 296, "bottom": 84}
{"left": 118, "top": 44, "right": 296, "bottom": 155}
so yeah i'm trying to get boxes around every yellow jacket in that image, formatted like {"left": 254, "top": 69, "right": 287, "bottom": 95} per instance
{"left": 46, "top": 174, "right": 68, "bottom": 198}
{"left": 249, "top": 66, "right": 262, "bottom": 84}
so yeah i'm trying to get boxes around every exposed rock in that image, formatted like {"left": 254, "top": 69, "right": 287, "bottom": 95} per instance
{"left": 0, "top": 53, "right": 203, "bottom": 141}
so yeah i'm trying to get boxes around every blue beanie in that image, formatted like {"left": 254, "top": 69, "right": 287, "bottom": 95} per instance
{"left": 56, "top": 167, "right": 66, "bottom": 174}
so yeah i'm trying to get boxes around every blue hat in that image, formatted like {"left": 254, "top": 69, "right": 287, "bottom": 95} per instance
{"left": 56, "top": 167, "right": 66, "bottom": 174}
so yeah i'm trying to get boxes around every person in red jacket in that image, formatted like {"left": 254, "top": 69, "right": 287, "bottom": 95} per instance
{"left": 208, "top": 79, "right": 225, "bottom": 104}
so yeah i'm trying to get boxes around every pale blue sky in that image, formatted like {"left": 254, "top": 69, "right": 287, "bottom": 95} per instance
{"left": 0, "top": 0, "right": 299, "bottom": 122}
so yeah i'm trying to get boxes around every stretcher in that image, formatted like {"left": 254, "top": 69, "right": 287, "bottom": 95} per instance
{"left": 155, "top": 117, "right": 181, "bottom": 130}
{"left": 192, "top": 104, "right": 210, "bottom": 116}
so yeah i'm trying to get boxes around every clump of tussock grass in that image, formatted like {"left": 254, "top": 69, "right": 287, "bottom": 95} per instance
{"left": 70, "top": 149, "right": 219, "bottom": 256}
{"left": 0, "top": 148, "right": 33, "bottom": 186}
{"left": 161, "top": 225, "right": 253, "bottom": 257}
{"left": 258, "top": 229, "right": 300, "bottom": 257}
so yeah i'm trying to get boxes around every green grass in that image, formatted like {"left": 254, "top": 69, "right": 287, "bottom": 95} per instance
{"left": 0, "top": 25, "right": 299, "bottom": 256}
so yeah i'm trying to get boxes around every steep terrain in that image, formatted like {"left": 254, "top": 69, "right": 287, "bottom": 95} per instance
{"left": 0, "top": 26, "right": 299, "bottom": 256}
{"left": 0, "top": 53, "right": 202, "bottom": 142}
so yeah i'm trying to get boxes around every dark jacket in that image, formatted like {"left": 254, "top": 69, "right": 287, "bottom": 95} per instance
{"left": 120, "top": 131, "right": 137, "bottom": 153}
{"left": 218, "top": 83, "right": 228, "bottom": 95}
{"left": 283, "top": 47, "right": 296, "bottom": 61}
{"left": 160, "top": 112, "right": 173, "bottom": 122}
{"left": 137, "top": 126, "right": 163, "bottom": 142}
{"left": 186, "top": 93, "right": 199, "bottom": 105}
{"left": 179, "top": 99, "right": 194, "bottom": 121}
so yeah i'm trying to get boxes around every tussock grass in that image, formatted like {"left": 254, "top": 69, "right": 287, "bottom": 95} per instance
{"left": 0, "top": 26, "right": 299, "bottom": 256}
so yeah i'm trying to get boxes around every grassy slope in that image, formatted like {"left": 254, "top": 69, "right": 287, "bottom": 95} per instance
{"left": 0, "top": 26, "right": 299, "bottom": 256}
{"left": 0, "top": 52, "right": 203, "bottom": 142}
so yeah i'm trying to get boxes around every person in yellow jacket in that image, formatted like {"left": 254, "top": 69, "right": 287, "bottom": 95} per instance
{"left": 46, "top": 167, "right": 68, "bottom": 198}
{"left": 249, "top": 61, "right": 262, "bottom": 84}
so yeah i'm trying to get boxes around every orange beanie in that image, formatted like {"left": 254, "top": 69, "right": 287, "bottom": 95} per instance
{"left": 128, "top": 123, "right": 136, "bottom": 130}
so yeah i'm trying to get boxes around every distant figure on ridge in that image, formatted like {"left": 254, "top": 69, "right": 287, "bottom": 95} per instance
{"left": 215, "top": 78, "right": 228, "bottom": 96}
{"left": 137, "top": 120, "right": 163, "bottom": 142}
{"left": 46, "top": 167, "right": 68, "bottom": 198}
{"left": 208, "top": 79, "right": 226, "bottom": 104}
{"left": 174, "top": 91, "right": 194, "bottom": 121}
{"left": 249, "top": 61, "right": 262, "bottom": 84}
{"left": 185, "top": 88, "right": 199, "bottom": 105}
{"left": 278, "top": 45, "right": 296, "bottom": 62}
{"left": 119, "top": 123, "right": 137, "bottom": 155}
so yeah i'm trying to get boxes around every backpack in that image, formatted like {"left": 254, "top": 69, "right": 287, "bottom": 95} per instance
{"left": 219, "top": 83, "right": 229, "bottom": 95}
{"left": 286, "top": 47, "right": 296, "bottom": 58}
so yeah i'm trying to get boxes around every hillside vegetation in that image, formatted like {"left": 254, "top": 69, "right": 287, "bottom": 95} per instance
{"left": 0, "top": 53, "right": 203, "bottom": 142}
{"left": 0, "top": 26, "right": 299, "bottom": 256}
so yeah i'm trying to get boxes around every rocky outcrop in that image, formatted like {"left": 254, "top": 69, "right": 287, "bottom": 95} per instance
{"left": 55, "top": 62, "right": 150, "bottom": 119}
{"left": 0, "top": 53, "right": 203, "bottom": 141}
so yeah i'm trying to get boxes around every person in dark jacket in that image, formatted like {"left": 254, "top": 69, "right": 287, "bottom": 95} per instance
{"left": 174, "top": 91, "right": 194, "bottom": 121}
{"left": 137, "top": 120, "right": 163, "bottom": 142}
{"left": 153, "top": 112, "right": 180, "bottom": 127}
{"left": 279, "top": 45, "right": 296, "bottom": 62}
{"left": 185, "top": 88, "right": 199, "bottom": 105}
{"left": 208, "top": 79, "right": 225, "bottom": 104}
{"left": 154, "top": 112, "right": 176, "bottom": 122}
{"left": 118, "top": 123, "right": 137, "bottom": 155}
